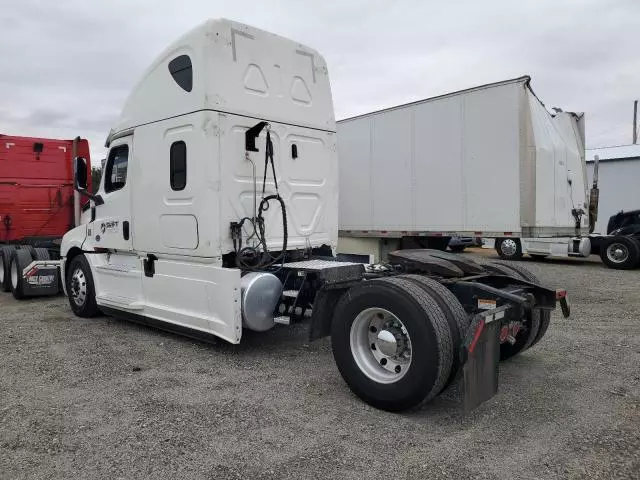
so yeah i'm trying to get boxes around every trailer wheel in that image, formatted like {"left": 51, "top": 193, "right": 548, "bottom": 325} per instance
{"left": 496, "top": 237, "right": 523, "bottom": 260}
{"left": 599, "top": 236, "right": 640, "bottom": 270}
{"left": 331, "top": 277, "right": 453, "bottom": 412}
{"left": 400, "top": 274, "right": 470, "bottom": 387}
{"left": 0, "top": 246, "right": 17, "bottom": 292}
{"left": 9, "top": 249, "right": 33, "bottom": 300}
{"left": 449, "top": 245, "right": 466, "bottom": 253}
{"left": 65, "top": 254, "right": 99, "bottom": 317}
{"left": 21, "top": 245, "right": 37, "bottom": 260}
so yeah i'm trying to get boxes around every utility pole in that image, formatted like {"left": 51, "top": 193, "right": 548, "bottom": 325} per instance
{"left": 634, "top": 100, "right": 638, "bottom": 144}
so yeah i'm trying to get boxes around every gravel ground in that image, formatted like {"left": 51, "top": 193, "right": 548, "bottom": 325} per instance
{"left": 1, "top": 251, "right": 639, "bottom": 479}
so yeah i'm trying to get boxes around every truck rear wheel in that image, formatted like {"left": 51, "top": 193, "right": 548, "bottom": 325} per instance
{"left": 496, "top": 237, "right": 523, "bottom": 260}
{"left": 65, "top": 254, "right": 99, "bottom": 317}
{"left": 400, "top": 274, "right": 470, "bottom": 388}
{"left": 9, "top": 249, "right": 33, "bottom": 300}
{"left": 477, "top": 260, "right": 543, "bottom": 360}
{"left": 599, "top": 236, "right": 640, "bottom": 270}
{"left": 331, "top": 277, "right": 453, "bottom": 412}
{"left": 34, "top": 247, "right": 50, "bottom": 261}
{"left": 492, "top": 261, "right": 552, "bottom": 349}
{"left": 0, "top": 246, "right": 16, "bottom": 292}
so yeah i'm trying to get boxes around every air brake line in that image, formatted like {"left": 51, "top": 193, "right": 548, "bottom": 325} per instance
{"left": 233, "top": 125, "right": 288, "bottom": 271}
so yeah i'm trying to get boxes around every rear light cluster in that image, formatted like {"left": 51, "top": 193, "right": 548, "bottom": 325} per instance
{"left": 499, "top": 322, "right": 521, "bottom": 344}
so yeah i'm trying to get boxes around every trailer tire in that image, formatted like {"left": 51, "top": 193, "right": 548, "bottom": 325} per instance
{"left": 9, "top": 249, "right": 33, "bottom": 300}
{"left": 476, "top": 260, "right": 542, "bottom": 360}
{"left": 33, "top": 247, "right": 50, "bottom": 261}
{"left": 529, "top": 254, "right": 548, "bottom": 261}
{"left": 21, "top": 245, "right": 37, "bottom": 260}
{"left": 65, "top": 254, "right": 99, "bottom": 317}
{"left": 0, "top": 246, "right": 17, "bottom": 292}
{"left": 400, "top": 274, "right": 470, "bottom": 388}
{"left": 331, "top": 277, "right": 453, "bottom": 412}
{"left": 449, "top": 245, "right": 466, "bottom": 253}
{"left": 599, "top": 236, "right": 640, "bottom": 270}
{"left": 496, "top": 237, "right": 523, "bottom": 260}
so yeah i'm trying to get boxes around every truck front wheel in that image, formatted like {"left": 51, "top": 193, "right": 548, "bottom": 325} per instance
{"left": 496, "top": 237, "right": 523, "bottom": 260}
{"left": 66, "top": 254, "right": 99, "bottom": 317}
{"left": 599, "top": 236, "right": 640, "bottom": 270}
{"left": 331, "top": 278, "right": 453, "bottom": 412}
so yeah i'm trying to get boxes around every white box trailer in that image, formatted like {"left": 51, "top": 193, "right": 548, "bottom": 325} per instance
{"left": 337, "top": 76, "right": 593, "bottom": 262}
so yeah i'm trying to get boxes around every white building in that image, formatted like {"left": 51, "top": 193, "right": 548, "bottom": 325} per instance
{"left": 586, "top": 144, "right": 640, "bottom": 233}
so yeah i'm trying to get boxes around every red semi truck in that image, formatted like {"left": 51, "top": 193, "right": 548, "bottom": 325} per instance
{"left": 0, "top": 134, "right": 91, "bottom": 298}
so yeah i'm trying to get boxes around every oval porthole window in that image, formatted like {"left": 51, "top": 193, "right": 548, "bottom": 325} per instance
{"left": 168, "top": 55, "right": 193, "bottom": 92}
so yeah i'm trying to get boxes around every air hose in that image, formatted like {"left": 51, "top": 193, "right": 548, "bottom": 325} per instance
{"left": 235, "top": 129, "right": 288, "bottom": 270}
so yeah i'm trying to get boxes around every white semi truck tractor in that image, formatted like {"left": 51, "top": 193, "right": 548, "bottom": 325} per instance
{"left": 62, "top": 19, "right": 569, "bottom": 412}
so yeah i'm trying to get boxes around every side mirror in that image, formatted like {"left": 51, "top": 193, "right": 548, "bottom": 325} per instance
{"left": 75, "top": 157, "right": 88, "bottom": 190}
{"left": 73, "top": 156, "right": 104, "bottom": 206}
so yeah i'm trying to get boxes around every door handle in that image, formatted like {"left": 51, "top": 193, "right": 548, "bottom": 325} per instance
{"left": 123, "top": 221, "right": 130, "bottom": 240}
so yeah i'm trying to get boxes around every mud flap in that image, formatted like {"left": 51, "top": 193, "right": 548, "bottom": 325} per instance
{"left": 460, "top": 306, "right": 508, "bottom": 412}
{"left": 21, "top": 262, "right": 61, "bottom": 296}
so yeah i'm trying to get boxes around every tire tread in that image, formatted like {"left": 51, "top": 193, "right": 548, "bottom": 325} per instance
{"left": 375, "top": 277, "right": 453, "bottom": 406}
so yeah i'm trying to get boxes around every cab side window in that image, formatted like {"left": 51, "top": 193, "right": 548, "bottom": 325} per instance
{"left": 170, "top": 141, "right": 187, "bottom": 191}
{"left": 104, "top": 145, "right": 129, "bottom": 193}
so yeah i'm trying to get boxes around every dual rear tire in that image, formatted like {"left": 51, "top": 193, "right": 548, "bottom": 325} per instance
{"left": 331, "top": 276, "right": 468, "bottom": 412}
{"left": 0, "top": 246, "right": 51, "bottom": 298}
{"left": 478, "top": 260, "right": 551, "bottom": 359}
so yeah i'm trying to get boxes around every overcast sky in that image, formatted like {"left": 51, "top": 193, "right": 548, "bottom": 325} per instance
{"left": 1, "top": 0, "right": 638, "bottom": 163}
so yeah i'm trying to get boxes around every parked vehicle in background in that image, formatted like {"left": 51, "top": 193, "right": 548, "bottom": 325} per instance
{"left": 590, "top": 209, "right": 640, "bottom": 269}
{"left": 0, "top": 135, "right": 91, "bottom": 298}
{"left": 336, "top": 76, "right": 590, "bottom": 263}
{"left": 448, "top": 236, "right": 481, "bottom": 252}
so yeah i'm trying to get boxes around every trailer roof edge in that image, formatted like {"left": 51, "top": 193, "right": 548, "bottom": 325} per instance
{"left": 337, "top": 75, "right": 532, "bottom": 123}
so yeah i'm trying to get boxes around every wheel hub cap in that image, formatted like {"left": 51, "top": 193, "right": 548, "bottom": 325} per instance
{"left": 350, "top": 308, "right": 412, "bottom": 384}
{"left": 607, "top": 243, "right": 629, "bottom": 263}
{"left": 71, "top": 268, "right": 87, "bottom": 306}
{"left": 376, "top": 329, "right": 399, "bottom": 357}
{"left": 501, "top": 239, "right": 518, "bottom": 256}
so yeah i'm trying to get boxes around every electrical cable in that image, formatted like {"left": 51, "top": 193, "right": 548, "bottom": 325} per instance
{"left": 235, "top": 129, "right": 288, "bottom": 271}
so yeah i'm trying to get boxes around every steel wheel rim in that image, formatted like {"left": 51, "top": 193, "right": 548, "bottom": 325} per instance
{"left": 10, "top": 260, "right": 18, "bottom": 289}
{"left": 501, "top": 238, "right": 518, "bottom": 256}
{"left": 350, "top": 307, "right": 412, "bottom": 384}
{"left": 606, "top": 243, "right": 629, "bottom": 264}
{"left": 0, "top": 256, "right": 4, "bottom": 283}
{"left": 70, "top": 268, "right": 87, "bottom": 307}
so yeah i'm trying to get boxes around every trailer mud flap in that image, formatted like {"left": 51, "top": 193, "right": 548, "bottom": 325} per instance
{"left": 461, "top": 306, "right": 507, "bottom": 412}
{"left": 21, "top": 262, "right": 60, "bottom": 296}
